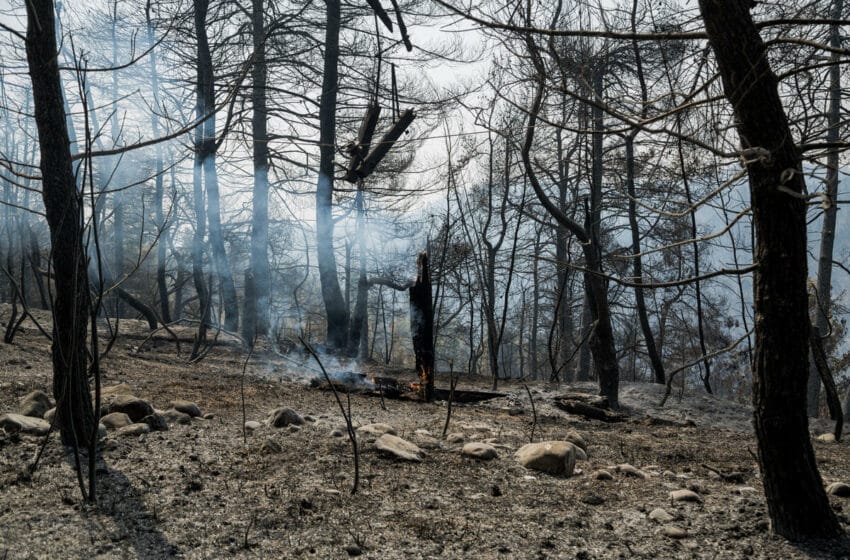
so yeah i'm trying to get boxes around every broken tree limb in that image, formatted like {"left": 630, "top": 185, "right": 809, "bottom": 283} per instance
{"left": 351, "top": 109, "right": 415, "bottom": 181}
{"left": 388, "top": 0, "right": 413, "bottom": 51}
{"left": 344, "top": 104, "right": 381, "bottom": 183}
{"left": 809, "top": 325, "right": 844, "bottom": 440}
{"left": 367, "top": 276, "right": 414, "bottom": 291}
{"left": 365, "top": 0, "right": 394, "bottom": 32}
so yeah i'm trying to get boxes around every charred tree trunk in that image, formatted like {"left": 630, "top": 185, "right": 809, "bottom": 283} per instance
{"left": 523, "top": 41, "right": 620, "bottom": 408}
{"left": 530, "top": 228, "right": 541, "bottom": 379}
{"left": 348, "top": 189, "right": 369, "bottom": 357}
{"left": 316, "top": 0, "right": 349, "bottom": 350}
{"left": 245, "top": 0, "right": 271, "bottom": 345}
{"left": 625, "top": 134, "right": 665, "bottom": 384}
{"left": 195, "top": 0, "right": 238, "bottom": 333}
{"left": 410, "top": 253, "right": 434, "bottom": 402}
{"left": 811, "top": 0, "right": 843, "bottom": 417}
{"left": 699, "top": 0, "right": 841, "bottom": 539}
{"left": 147, "top": 1, "right": 171, "bottom": 324}
{"left": 25, "top": 0, "right": 95, "bottom": 446}
{"left": 109, "top": 3, "right": 124, "bottom": 319}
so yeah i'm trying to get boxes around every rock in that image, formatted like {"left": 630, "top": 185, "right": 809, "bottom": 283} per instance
{"left": 827, "top": 482, "right": 850, "bottom": 497}
{"left": 573, "top": 446, "right": 588, "bottom": 461}
{"left": 101, "top": 383, "right": 134, "bottom": 397}
{"left": 375, "top": 434, "right": 426, "bottom": 462}
{"left": 414, "top": 429, "right": 432, "bottom": 437}
{"left": 648, "top": 508, "right": 675, "bottom": 523}
{"left": 617, "top": 464, "right": 649, "bottom": 479}
{"left": 515, "top": 441, "right": 577, "bottom": 476}
{"left": 413, "top": 434, "right": 442, "bottom": 450}
{"left": 107, "top": 395, "right": 155, "bottom": 422}
{"left": 670, "top": 489, "right": 702, "bottom": 503}
{"left": 202, "top": 413, "right": 215, "bottom": 420}
{"left": 0, "top": 413, "right": 50, "bottom": 436}
{"left": 245, "top": 421, "right": 262, "bottom": 431}
{"left": 732, "top": 486, "right": 758, "bottom": 495}
{"left": 445, "top": 433, "right": 464, "bottom": 444}
{"left": 117, "top": 423, "right": 151, "bottom": 437}
{"left": 169, "top": 399, "right": 202, "bottom": 418}
{"left": 330, "top": 428, "right": 345, "bottom": 438}
{"left": 303, "top": 415, "right": 316, "bottom": 423}
{"left": 18, "top": 390, "right": 52, "bottom": 418}
{"left": 142, "top": 413, "right": 168, "bottom": 432}
{"left": 97, "top": 423, "right": 108, "bottom": 440}
{"left": 288, "top": 425, "right": 300, "bottom": 433}
{"left": 357, "top": 423, "right": 396, "bottom": 437}
{"left": 260, "top": 439, "right": 282, "bottom": 454}
{"left": 687, "top": 481, "right": 707, "bottom": 495}
{"left": 462, "top": 442, "right": 498, "bottom": 460}
{"left": 564, "top": 430, "right": 587, "bottom": 453}
{"left": 267, "top": 407, "right": 304, "bottom": 428}
{"left": 100, "top": 412, "right": 133, "bottom": 430}
{"left": 581, "top": 494, "right": 604, "bottom": 505}
{"left": 43, "top": 407, "right": 56, "bottom": 424}
{"left": 662, "top": 526, "right": 688, "bottom": 539}
{"left": 592, "top": 470, "right": 613, "bottom": 481}
{"left": 816, "top": 433, "right": 837, "bottom": 443}
{"left": 161, "top": 409, "right": 192, "bottom": 425}
{"left": 345, "top": 544, "right": 362, "bottom": 557}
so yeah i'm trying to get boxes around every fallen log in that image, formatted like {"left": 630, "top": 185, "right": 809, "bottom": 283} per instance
{"left": 552, "top": 395, "right": 626, "bottom": 423}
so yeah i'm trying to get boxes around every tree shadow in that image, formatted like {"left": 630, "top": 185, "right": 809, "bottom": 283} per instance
{"left": 792, "top": 534, "right": 850, "bottom": 559}
{"left": 65, "top": 448, "right": 182, "bottom": 558}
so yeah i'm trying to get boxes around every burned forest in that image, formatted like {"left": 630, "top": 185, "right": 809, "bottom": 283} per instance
{"left": 1, "top": 0, "right": 850, "bottom": 558}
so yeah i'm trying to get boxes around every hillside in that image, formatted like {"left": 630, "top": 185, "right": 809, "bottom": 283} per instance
{"left": 1, "top": 311, "right": 849, "bottom": 559}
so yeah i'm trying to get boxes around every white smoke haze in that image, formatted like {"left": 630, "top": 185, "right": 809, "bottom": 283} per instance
{"left": 2, "top": 0, "right": 848, "bottom": 400}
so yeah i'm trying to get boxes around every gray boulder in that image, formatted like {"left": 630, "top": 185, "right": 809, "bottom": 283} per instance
{"left": 117, "top": 423, "right": 151, "bottom": 437}
{"left": 267, "top": 407, "right": 304, "bottom": 428}
{"left": 169, "top": 399, "right": 202, "bottom": 418}
{"left": 0, "top": 413, "right": 51, "bottom": 436}
{"left": 564, "top": 430, "right": 587, "bottom": 453}
{"left": 515, "top": 441, "right": 577, "bottom": 476}
{"left": 18, "top": 390, "right": 52, "bottom": 418}
{"left": 670, "top": 489, "right": 702, "bottom": 503}
{"left": 357, "top": 423, "right": 397, "bottom": 437}
{"left": 161, "top": 409, "right": 192, "bottom": 425}
{"left": 375, "top": 434, "right": 426, "bottom": 462}
{"left": 142, "top": 413, "right": 169, "bottom": 432}
{"left": 462, "top": 442, "right": 498, "bottom": 460}
{"left": 100, "top": 412, "right": 133, "bottom": 430}
{"left": 108, "top": 395, "right": 155, "bottom": 422}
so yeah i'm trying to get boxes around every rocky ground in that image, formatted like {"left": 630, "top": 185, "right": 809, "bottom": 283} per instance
{"left": 1, "top": 308, "right": 850, "bottom": 559}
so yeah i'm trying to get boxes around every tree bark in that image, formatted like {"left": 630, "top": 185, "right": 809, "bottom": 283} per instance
{"left": 147, "top": 1, "right": 171, "bottom": 325}
{"left": 410, "top": 253, "right": 434, "bottom": 402}
{"left": 25, "top": 0, "right": 95, "bottom": 446}
{"left": 530, "top": 228, "right": 541, "bottom": 379}
{"left": 626, "top": 135, "right": 665, "bottom": 384}
{"left": 521, "top": 44, "right": 620, "bottom": 407}
{"left": 348, "top": 189, "right": 368, "bottom": 357}
{"left": 110, "top": 2, "right": 125, "bottom": 319}
{"left": 811, "top": 0, "right": 843, "bottom": 417}
{"left": 245, "top": 0, "right": 271, "bottom": 345}
{"left": 316, "top": 0, "right": 349, "bottom": 349}
{"left": 699, "top": 0, "right": 841, "bottom": 539}
{"left": 195, "top": 0, "right": 238, "bottom": 333}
